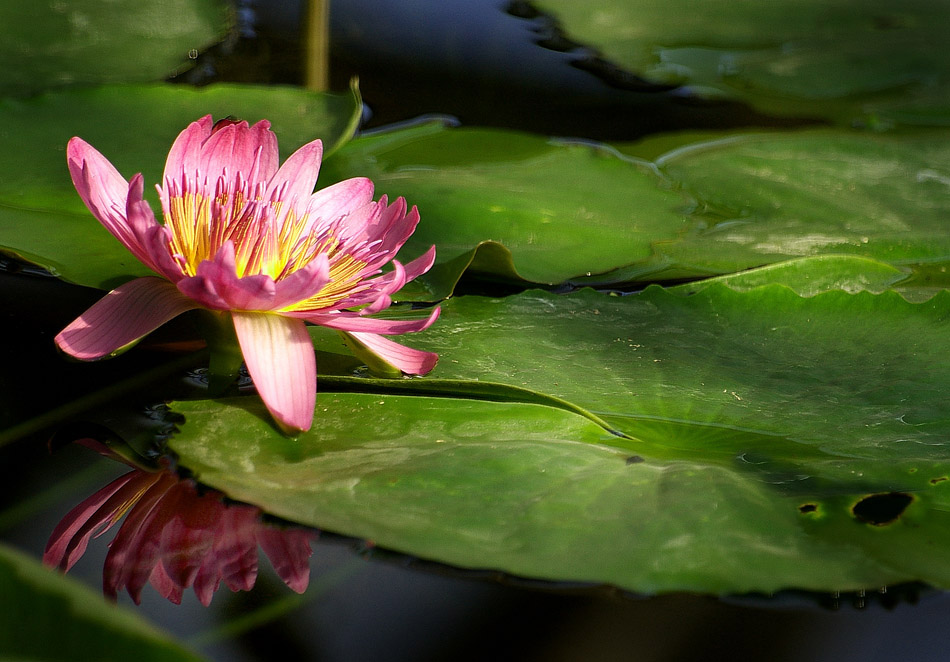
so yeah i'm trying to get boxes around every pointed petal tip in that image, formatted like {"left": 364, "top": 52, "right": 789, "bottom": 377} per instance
{"left": 232, "top": 313, "right": 316, "bottom": 437}
{"left": 275, "top": 417, "right": 311, "bottom": 437}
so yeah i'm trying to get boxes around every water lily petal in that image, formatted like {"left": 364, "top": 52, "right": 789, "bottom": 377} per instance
{"left": 56, "top": 277, "right": 201, "bottom": 360}
{"left": 257, "top": 526, "right": 315, "bottom": 593}
{"left": 103, "top": 473, "right": 179, "bottom": 603}
{"left": 199, "top": 119, "right": 277, "bottom": 187}
{"left": 345, "top": 331, "right": 439, "bottom": 375}
{"left": 245, "top": 120, "right": 280, "bottom": 181}
{"left": 232, "top": 312, "right": 316, "bottom": 434}
{"left": 67, "top": 137, "right": 142, "bottom": 252}
{"left": 149, "top": 562, "right": 185, "bottom": 605}
{"left": 303, "top": 177, "right": 375, "bottom": 233}
{"left": 157, "top": 491, "right": 220, "bottom": 589}
{"left": 124, "top": 174, "right": 170, "bottom": 276}
{"left": 366, "top": 198, "right": 421, "bottom": 265}
{"left": 177, "top": 243, "right": 281, "bottom": 311}
{"left": 213, "top": 507, "right": 261, "bottom": 593}
{"left": 398, "top": 244, "right": 438, "bottom": 282}
{"left": 163, "top": 115, "right": 212, "bottom": 185}
{"left": 44, "top": 470, "right": 140, "bottom": 571}
{"left": 266, "top": 139, "right": 324, "bottom": 212}
{"left": 143, "top": 224, "right": 186, "bottom": 283}
{"left": 273, "top": 253, "right": 330, "bottom": 310}
{"left": 359, "top": 260, "right": 405, "bottom": 315}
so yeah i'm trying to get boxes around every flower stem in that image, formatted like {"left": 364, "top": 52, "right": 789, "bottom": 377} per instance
{"left": 195, "top": 310, "right": 244, "bottom": 396}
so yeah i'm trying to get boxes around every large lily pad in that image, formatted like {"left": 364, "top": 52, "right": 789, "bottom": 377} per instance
{"left": 0, "top": 83, "right": 362, "bottom": 289}
{"left": 0, "top": 543, "right": 204, "bottom": 661}
{"left": 651, "top": 130, "right": 950, "bottom": 277}
{"left": 169, "top": 284, "right": 950, "bottom": 594}
{"left": 0, "top": 0, "right": 228, "bottom": 97}
{"left": 406, "top": 286, "right": 950, "bottom": 454}
{"left": 320, "top": 122, "right": 693, "bottom": 286}
{"left": 578, "top": 128, "right": 950, "bottom": 287}
{"left": 532, "top": 0, "right": 950, "bottom": 126}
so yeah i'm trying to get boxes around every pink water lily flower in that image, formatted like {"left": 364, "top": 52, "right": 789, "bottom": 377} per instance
{"left": 45, "top": 441, "right": 315, "bottom": 606}
{"left": 56, "top": 116, "right": 439, "bottom": 433}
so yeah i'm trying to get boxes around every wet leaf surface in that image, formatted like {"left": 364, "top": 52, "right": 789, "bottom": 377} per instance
{"left": 320, "top": 122, "right": 692, "bottom": 287}
{"left": 169, "top": 284, "right": 950, "bottom": 594}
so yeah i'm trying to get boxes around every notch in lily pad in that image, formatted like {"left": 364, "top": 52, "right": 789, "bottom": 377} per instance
{"left": 851, "top": 492, "right": 914, "bottom": 526}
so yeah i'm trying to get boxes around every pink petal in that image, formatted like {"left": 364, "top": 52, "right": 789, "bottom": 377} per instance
{"left": 149, "top": 563, "right": 185, "bottom": 605}
{"left": 102, "top": 473, "right": 179, "bottom": 602}
{"left": 56, "top": 277, "right": 201, "bottom": 360}
{"left": 192, "top": 559, "right": 223, "bottom": 606}
{"left": 265, "top": 139, "right": 323, "bottom": 210}
{"left": 112, "top": 478, "right": 204, "bottom": 604}
{"left": 257, "top": 527, "right": 315, "bottom": 594}
{"left": 331, "top": 199, "right": 382, "bottom": 246}
{"left": 124, "top": 174, "right": 177, "bottom": 277}
{"left": 303, "top": 177, "right": 375, "bottom": 234}
{"left": 273, "top": 253, "right": 330, "bottom": 309}
{"left": 67, "top": 138, "right": 148, "bottom": 256}
{"left": 157, "top": 490, "right": 221, "bottom": 589}
{"left": 232, "top": 312, "right": 316, "bottom": 434}
{"left": 345, "top": 332, "right": 439, "bottom": 375}
{"left": 142, "top": 224, "right": 186, "bottom": 283}
{"left": 178, "top": 242, "right": 300, "bottom": 312}
{"left": 199, "top": 119, "right": 278, "bottom": 187}
{"left": 292, "top": 306, "right": 440, "bottom": 335}
{"left": 212, "top": 506, "right": 261, "bottom": 592}
{"left": 360, "top": 260, "right": 405, "bottom": 315}
{"left": 333, "top": 246, "right": 436, "bottom": 310}
{"left": 185, "top": 243, "right": 277, "bottom": 310}
{"left": 163, "top": 115, "right": 213, "bottom": 185}
{"left": 358, "top": 198, "right": 421, "bottom": 269}
{"left": 398, "top": 244, "right": 437, "bottom": 283}
{"left": 43, "top": 470, "right": 139, "bottom": 571}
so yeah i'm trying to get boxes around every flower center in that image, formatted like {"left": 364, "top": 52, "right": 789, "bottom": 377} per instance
{"left": 163, "top": 172, "right": 369, "bottom": 310}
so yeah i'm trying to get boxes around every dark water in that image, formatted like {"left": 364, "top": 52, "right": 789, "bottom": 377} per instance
{"left": 187, "top": 0, "right": 814, "bottom": 138}
{"left": 3, "top": 1, "right": 947, "bottom": 661}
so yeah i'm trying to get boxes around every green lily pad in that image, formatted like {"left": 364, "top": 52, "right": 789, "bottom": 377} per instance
{"left": 168, "top": 391, "right": 950, "bottom": 595}
{"left": 667, "top": 255, "right": 909, "bottom": 298}
{"left": 408, "top": 286, "right": 950, "bottom": 455}
{"left": 0, "top": 82, "right": 362, "bottom": 289}
{"left": 169, "top": 283, "right": 950, "bottom": 594}
{"left": 0, "top": 543, "right": 204, "bottom": 661}
{"left": 320, "top": 122, "right": 693, "bottom": 286}
{"left": 532, "top": 0, "right": 950, "bottom": 126}
{"left": 0, "top": 0, "right": 228, "bottom": 97}
{"left": 599, "top": 129, "right": 950, "bottom": 285}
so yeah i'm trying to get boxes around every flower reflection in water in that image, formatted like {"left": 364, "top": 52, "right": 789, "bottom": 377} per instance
{"left": 44, "top": 441, "right": 315, "bottom": 605}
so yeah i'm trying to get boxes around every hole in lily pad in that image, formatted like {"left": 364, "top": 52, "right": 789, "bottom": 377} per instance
{"left": 798, "top": 503, "right": 818, "bottom": 514}
{"left": 625, "top": 455, "right": 645, "bottom": 465}
{"left": 930, "top": 476, "right": 948, "bottom": 485}
{"left": 852, "top": 492, "right": 914, "bottom": 526}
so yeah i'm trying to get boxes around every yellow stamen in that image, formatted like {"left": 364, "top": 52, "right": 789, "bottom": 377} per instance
{"left": 164, "top": 185, "right": 370, "bottom": 311}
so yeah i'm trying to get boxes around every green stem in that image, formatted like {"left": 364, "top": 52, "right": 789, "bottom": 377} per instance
{"left": 194, "top": 310, "right": 244, "bottom": 397}
{"left": 303, "top": 0, "right": 330, "bottom": 91}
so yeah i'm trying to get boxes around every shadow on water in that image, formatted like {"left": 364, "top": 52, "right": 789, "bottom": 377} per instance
{"left": 178, "top": 0, "right": 822, "bottom": 140}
